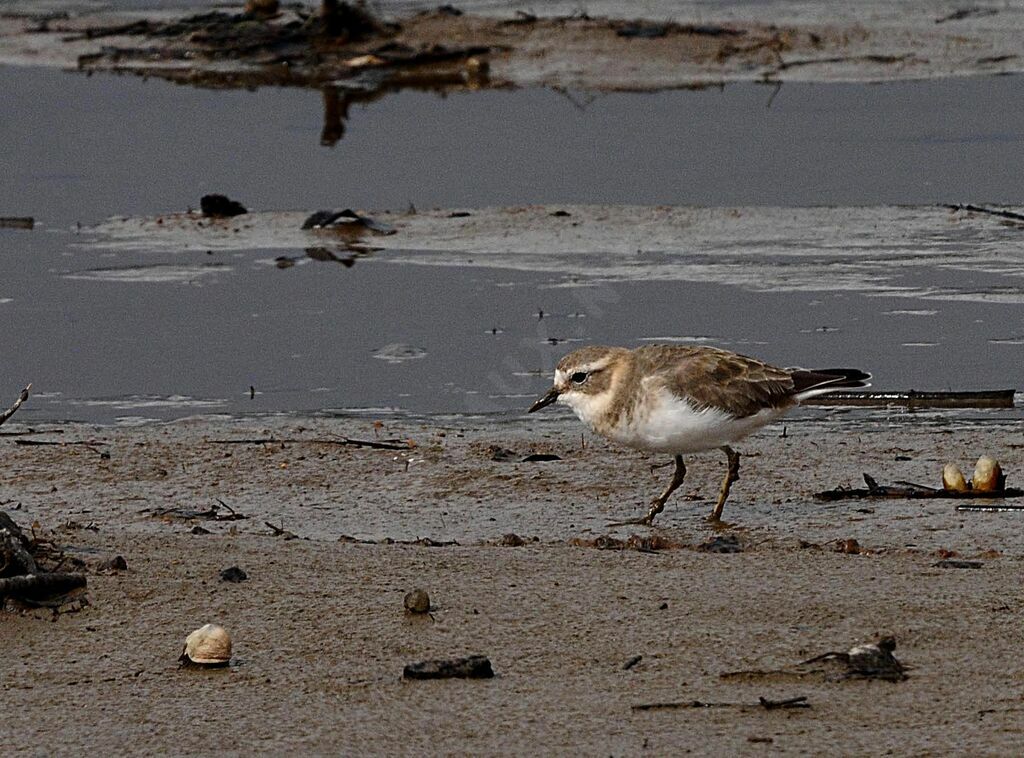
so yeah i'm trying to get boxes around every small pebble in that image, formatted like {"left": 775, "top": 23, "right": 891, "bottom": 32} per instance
{"left": 219, "top": 566, "right": 248, "bottom": 583}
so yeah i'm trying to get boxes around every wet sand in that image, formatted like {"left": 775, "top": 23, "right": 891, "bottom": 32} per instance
{"left": 3, "top": 411, "right": 1023, "bottom": 753}
{"left": 2, "top": 2, "right": 1023, "bottom": 753}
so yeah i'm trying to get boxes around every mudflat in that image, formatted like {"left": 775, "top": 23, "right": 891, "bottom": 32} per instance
{"left": 2, "top": 410, "right": 1022, "bottom": 754}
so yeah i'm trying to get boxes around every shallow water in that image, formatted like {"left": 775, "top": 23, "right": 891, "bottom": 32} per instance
{"left": 2, "top": 65, "right": 1023, "bottom": 423}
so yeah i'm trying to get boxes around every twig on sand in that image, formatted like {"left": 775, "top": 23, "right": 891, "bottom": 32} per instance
{"left": 264, "top": 520, "right": 298, "bottom": 539}
{"left": 208, "top": 436, "right": 412, "bottom": 450}
{"left": 632, "top": 695, "right": 811, "bottom": 712}
{"left": 0, "top": 573, "right": 87, "bottom": 604}
{"left": 0, "top": 384, "right": 31, "bottom": 427}
{"left": 759, "top": 695, "right": 810, "bottom": 710}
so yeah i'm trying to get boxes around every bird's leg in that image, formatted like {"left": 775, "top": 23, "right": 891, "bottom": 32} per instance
{"left": 708, "top": 446, "right": 740, "bottom": 522}
{"left": 609, "top": 455, "right": 686, "bottom": 527}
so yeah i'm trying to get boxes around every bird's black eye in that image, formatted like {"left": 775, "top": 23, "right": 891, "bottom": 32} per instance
{"left": 570, "top": 371, "right": 588, "bottom": 385}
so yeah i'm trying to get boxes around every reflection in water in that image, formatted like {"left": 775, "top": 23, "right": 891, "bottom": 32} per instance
{"left": 320, "top": 87, "right": 350, "bottom": 146}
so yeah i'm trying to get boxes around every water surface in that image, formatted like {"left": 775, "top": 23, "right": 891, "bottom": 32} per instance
{"left": 2, "top": 66, "right": 1023, "bottom": 422}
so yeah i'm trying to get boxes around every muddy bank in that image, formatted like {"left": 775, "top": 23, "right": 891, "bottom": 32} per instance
{"left": 4, "top": 2, "right": 1024, "bottom": 93}
{"left": 2, "top": 411, "right": 1024, "bottom": 753}
{"left": 89, "top": 203, "right": 1024, "bottom": 303}
{"left": 2, "top": 410, "right": 1021, "bottom": 551}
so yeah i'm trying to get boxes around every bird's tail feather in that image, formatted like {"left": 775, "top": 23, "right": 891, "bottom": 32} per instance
{"left": 790, "top": 368, "right": 871, "bottom": 401}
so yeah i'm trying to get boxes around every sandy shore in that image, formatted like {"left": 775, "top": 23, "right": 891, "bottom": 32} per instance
{"left": 2, "top": 410, "right": 1022, "bottom": 754}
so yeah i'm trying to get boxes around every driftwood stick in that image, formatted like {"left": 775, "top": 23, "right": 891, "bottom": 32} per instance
{"left": 815, "top": 473, "right": 1024, "bottom": 501}
{"left": 759, "top": 695, "right": 810, "bottom": 710}
{"left": 631, "top": 700, "right": 734, "bottom": 711}
{"left": 208, "top": 436, "right": 411, "bottom": 450}
{"left": 0, "top": 572, "right": 86, "bottom": 602}
{"left": 943, "top": 203, "right": 1024, "bottom": 222}
{"left": 0, "top": 384, "right": 31, "bottom": 427}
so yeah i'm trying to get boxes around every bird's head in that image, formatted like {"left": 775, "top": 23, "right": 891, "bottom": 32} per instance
{"left": 527, "top": 346, "right": 628, "bottom": 421}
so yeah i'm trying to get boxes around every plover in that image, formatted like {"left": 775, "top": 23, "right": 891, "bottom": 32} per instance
{"left": 528, "top": 345, "right": 869, "bottom": 524}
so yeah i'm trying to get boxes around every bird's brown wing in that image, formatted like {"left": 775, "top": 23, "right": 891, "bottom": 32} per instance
{"left": 643, "top": 346, "right": 797, "bottom": 418}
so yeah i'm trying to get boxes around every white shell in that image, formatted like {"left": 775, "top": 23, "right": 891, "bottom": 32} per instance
{"left": 973, "top": 456, "right": 1003, "bottom": 492}
{"left": 181, "top": 623, "right": 232, "bottom": 665}
{"left": 942, "top": 463, "right": 969, "bottom": 492}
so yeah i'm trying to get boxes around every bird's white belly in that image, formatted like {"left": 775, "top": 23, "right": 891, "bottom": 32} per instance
{"left": 606, "top": 389, "right": 787, "bottom": 454}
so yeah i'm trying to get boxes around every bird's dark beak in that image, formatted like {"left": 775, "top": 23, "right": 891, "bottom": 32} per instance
{"left": 528, "top": 386, "right": 560, "bottom": 413}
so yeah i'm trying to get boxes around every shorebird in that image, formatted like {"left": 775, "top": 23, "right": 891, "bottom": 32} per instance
{"left": 528, "top": 345, "right": 869, "bottom": 524}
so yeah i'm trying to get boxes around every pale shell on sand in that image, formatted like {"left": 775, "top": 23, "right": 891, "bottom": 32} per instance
{"left": 973, "top": 456, "right": 1004, "bottom": 492}
{"left": 179, "top": 623, "right": 232, "bottom": 667}
{"left": 941, "top": 463, "right": 969, "bottom": 492}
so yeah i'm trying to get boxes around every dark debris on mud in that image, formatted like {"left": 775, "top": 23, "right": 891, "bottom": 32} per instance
{"left": 74, "top": 4, "right": 493, "bottom": 98}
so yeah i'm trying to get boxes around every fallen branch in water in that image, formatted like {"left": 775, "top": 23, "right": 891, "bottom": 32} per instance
{"left": 0, "top": 384, "right": 31, "bottom": 427}
{"left": 943, "top": 203, "right": 1024, "bottom": 223}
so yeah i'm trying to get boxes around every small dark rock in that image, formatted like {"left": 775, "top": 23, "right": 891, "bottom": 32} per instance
{"left": 499, "top": 533, "right": 526, "bottom": 547}
{"left": 550, "top": 210, "right": 572, "bottom": 217}
{"left": 521, "top": 453, "right": 562, "bottom": 462}
{"left": 448, "top": 211, "right": 472, "bottom": 218}
{"left": 220, "top": 566, "right": 248, "bottom": 583}
{"left": 190, "top": 525, "right": 211, "bottom": 535}
{"left": 403, "top": 655, "right": 494, "bottom": 680}
{"left": 200, "top": 194, "right": 247, "bottom": 218}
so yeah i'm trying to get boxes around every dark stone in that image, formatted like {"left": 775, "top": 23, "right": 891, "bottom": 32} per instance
{"left": 220, "top": 566, "right": 248, "bottom": 582}
{"left": 403, "top": 655, "right": 494, "bottom": 680}
{"left": 200, "top": 194, "right": 248, "bottom": 217}
{"left": 521, "top": 453, "right": 562, "bottom": 462}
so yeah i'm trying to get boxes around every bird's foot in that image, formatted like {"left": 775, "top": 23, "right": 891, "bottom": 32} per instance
{"left": 706, "top": 515, "right": 734, "bottom": 530}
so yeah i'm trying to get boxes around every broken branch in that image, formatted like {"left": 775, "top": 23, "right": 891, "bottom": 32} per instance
{"left": 0, "top": 384, "right": 31, "bottom": 427}
{"left": 815, "top": 473, "right": 1024, "bottom": 501}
